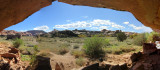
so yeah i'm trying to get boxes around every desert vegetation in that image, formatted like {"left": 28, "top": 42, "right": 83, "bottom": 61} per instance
{"left": 1, "top": 30, "right": 159, "bottom": 69}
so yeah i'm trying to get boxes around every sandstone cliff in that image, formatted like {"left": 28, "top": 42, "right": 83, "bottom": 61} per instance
{"left": 0, "top": 30, "right": 32, "bottom": 36}
{"left": 0, "top": 0, "right": 160, "bottom": 32}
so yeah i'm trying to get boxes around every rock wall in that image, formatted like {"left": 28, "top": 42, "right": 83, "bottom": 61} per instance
{"left": 0, "top": 0, "right": 53, "bottom": 31}
{"left": 59, "top": 0, "right": 160, "bottom": 31}
{"left": 0, "top": 0, "right": 160, "bottom": 31}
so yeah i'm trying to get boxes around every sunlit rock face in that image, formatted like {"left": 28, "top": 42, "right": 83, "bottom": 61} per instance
{"left": 0, "top": 0, "right": 53, "bottom": 31}
{"left": 0, "top": 0, "right": 160, "bottom": 31}
{"left": 59, "top": 0, "right": 160, "bottom": 31}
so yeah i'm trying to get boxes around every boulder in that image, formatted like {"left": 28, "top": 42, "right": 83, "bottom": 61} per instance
{"left": 31, "top": 56, "right": 52, "bottom": 70}
{"left": 130, "top": 52, "right": 142, "bottom": 62}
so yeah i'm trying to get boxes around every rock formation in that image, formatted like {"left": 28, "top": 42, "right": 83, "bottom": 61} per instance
{"left": 27, "top": 30, "right": 47, "bottom": 36}
{"left": 0, "top": 43, "right": 29, "bottom": 70}
{"left": 0, "top": 30, "right": 32, "bottom": 36}
{"left": 59, "top": 0, "right": 160, "bottom": 31}
{"left": 0, "top": 0, "right": 54, "bottom": 31}
{"left": 0, "top": 0, "right": 160, "bottom": 32}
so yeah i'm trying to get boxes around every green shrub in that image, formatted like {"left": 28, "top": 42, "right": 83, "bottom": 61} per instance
{"left": 30, "top": 45, "right": 39, "bottom": 65}
{"left": 73, "top": 45, "right": 79, "bottom": 49}
{"left": 105, "top": 45, "right": 136, "bottom": 55}
{"left": 83, "top": 37, "right": 105, "bottom": 59}
{"left": 38, "top": 52, "right": 51, "bottom": 57}
{"left": 133, "top": 33, "right": 147, "bottom": 46}
{"left": 71, "top": 50, "right": 85, "bottom": 58}
{"left": 146, "top": 32, "right": 160, "bottom": 43}
{"left": 76, "top": 57, "right": 86, "bottom": 66}
{"left": 116, "top": 32, "right": 127, "bottom": 42}
{"left": 104, "top": 39, "right": 110, "bottom": 46}
{"left": 21, "top": 54, "right": 31, "bottom": 61}
{"left": 129, "top": 34, "right": 138, "bottom": 39}
{"left": 58, "top": 46, "right": 69, "bottom": 55}
{"left": 13, "top": 38, "right": 24, "bottom": 48}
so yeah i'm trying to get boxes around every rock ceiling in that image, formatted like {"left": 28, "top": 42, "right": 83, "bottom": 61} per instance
{"left": 0, "top": 0, "right": 160, "bottom": 31}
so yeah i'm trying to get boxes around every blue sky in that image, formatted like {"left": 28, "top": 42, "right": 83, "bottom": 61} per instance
{"left": 5, "top": 1, "right": 152, "bottom": 33}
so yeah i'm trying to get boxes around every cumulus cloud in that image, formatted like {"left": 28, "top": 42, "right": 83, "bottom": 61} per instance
{"left": 91, "top": 19, "right": 125, "bottom": 29}
{"left": 54, "top": 21, "right": 91, "bottom": 29}
{"left": 129, "top": 24, "right": 143, "bottom": 30}
{"left": 128, "top": 24, "right": 152, "bottom": 32}
{"left": 54, "top": 19, "right": 125, "bottom": 30}
{"left": 141, "top": 26, "right": 153, "bottom": 32}
{"left": 33, "top": 25, "right": 49, "bottom": 31}
{"left": 123, "top": 22, "right": 129, "bottom": 25}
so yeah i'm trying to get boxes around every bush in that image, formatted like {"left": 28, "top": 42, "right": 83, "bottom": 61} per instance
{"left": 104, "top": 39, "right": 110, "bottom": 46}
{"left": 78, "top": 34, "right": 87, "bottom": 38}
{"left": 58, "top": 46, "right": 69, "bottom": 55}
{"left": 29, "top": 45, "right": 39, "bottom": 65}
{"left": 13, "top": 38, "right": 24, "bottom": 48}
{"left": 73, "top": 45, "right": 79, "bottom": 49}
{"left": 71, "top": 50, "right": 85, "bottom": 58}
{"left": 76, "top": 57, "right": 86, "bottom": 66}
{"left": 105, "top": 45, "right": 136, "bottom": 55}
{"left": 83, "top": 37, "right": 105, "bottom": 59}
{"left": 116, "top": 32, "right": 127, "bottom": 42}
{"left": 133, "top": 33, "right": 147, "bottom": 46}
{"left": 129, "top": 34, "right": 138, "bottom": 39}
{"left": 146, "top": 32, "right": 160, "bottom": 43}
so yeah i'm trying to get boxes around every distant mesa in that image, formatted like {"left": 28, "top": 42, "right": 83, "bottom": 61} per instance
{"left": 0, "top": 29, "right": 137, "bottom": 37}
{"left": 0, "top": 30, "right": 32, "bottom": 36}
{"left": 26, "top": 30, "right": 47, "bottom": 36}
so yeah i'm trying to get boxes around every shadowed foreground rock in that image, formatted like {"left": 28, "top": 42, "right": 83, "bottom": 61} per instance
{"left": 30, "top": 56, "right": 52, "bottom": 70}
{"left": 82, "top": 63, "right": 128, "bottom": 70}
{"left": 130, "top": 43, "right": 160, "bottom": 70}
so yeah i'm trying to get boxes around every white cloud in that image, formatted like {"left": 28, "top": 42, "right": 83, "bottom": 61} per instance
{"left": 82, "top": 16, "right": 88, "bottom": 18}
{"left": 66, "top": 20, "right": 71, "bottom": 22}
{"left": 54, "top": 21, "right": 91, "bottom": 29}
{"left": 91, "top": 19, "right": 125, "bottom": 29}
{"left": 141, "top": 26, "right": 153, "bottom": 32}
{"left": 129, "top": 24, "right": 143, "bottom": 30}
{"left": 91, "top": 27, "right": 99, "bottom": 30}
{"left": 128, "top": 24, "right": 152, "bottom": 32}
{"left": 123, "top": 22, "right": 129, "bottom": 25}
{"left": 99, "top": 26, "right": 108, "bottom": 30}
{"left": 54, "top": 19, "right": 125, "bottom": 30}
{"left": 33, "top": 25, "right": 49, "bottom": 31}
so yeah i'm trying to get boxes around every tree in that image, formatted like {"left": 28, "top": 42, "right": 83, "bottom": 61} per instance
{"left": 116, "top": 32, "right": 127, "bottom": 42}
{"left": 83, "top": 37, "right": 106, "bottom": 59}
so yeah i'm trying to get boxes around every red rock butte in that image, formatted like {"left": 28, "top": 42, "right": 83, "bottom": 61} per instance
{"left": 0, "top": 0, "right": 160, "bottom": 31}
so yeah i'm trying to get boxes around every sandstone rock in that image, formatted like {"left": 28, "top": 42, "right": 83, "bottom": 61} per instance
{"left": 9, "top": 48, "right": 19, "bottom": 54}
{"left": 6, "top": 34, "right": 21, "bottom": 40}
{"left": 0, "top": 43, "right": 29, "bottom": 70}
{"left": 31, "top": 56, "right": 52, "bottom": 70}
{"left": 59, "top": 0, "right": 160, "bottom": 31}
{"left": 82, "top": 63, "right": 128, "bottom": 70}
{"left": 0, "top": 0, "right": 159, "bottom": 32}
{"left": 130, "top": 52, "right": 142, "bottom": 63}
{"left": 82, "top": 63, "right": 99, "bottom": 70}
{"left": 143, "top": 43, "right": 157, "bottom": 54}
{"left": 0, "top": 30, "right": 32, "bottom": 36}
{"left": 1, "top": 53, "right": 18, "bottom": 63}
{"left": 0, "top": 61, "right": 10, "bottom": 70}
{"left": 55, "top": 62, "right": 65, "bottom": 70}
